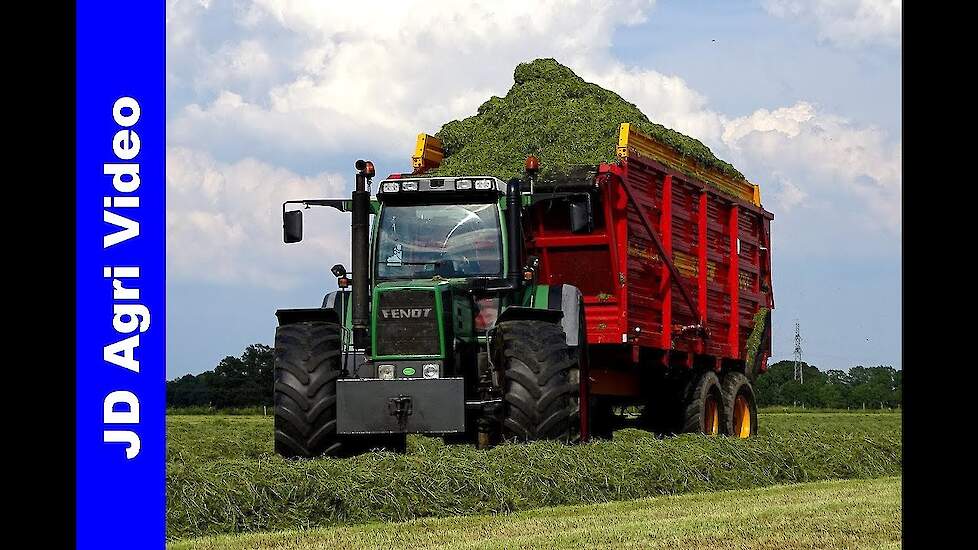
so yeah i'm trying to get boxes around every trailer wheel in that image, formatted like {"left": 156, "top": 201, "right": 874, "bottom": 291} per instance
{"left": 720, "top": 372, "right": 758, "bottom": 438}
{"left": 495, "top": 320, "right": 579, "bottom": 443}
{"left": 273, "top": 321, "right": 343, "bottom": 458}
{"left": 681, "top": 371, "right": 722, "bottom": 435}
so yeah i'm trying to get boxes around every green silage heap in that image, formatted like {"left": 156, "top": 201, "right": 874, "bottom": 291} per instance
{"left": 430, "top": 58, "right": 744, "bottom": 182}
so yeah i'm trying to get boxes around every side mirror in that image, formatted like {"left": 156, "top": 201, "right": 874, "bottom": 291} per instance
{"left": 284, "top": 209, "right": 303, "bottom": 243}
{"left": 569, "top": 197, "right": 593, "bottom": 234}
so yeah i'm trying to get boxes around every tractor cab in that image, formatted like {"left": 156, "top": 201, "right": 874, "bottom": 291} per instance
{"left": 373, "top": 176, "right": 507, "bottom": 282}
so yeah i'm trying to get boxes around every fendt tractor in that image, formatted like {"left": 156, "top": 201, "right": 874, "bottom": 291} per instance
{"left": 273, "top": 124, "right": 774, "bottom": 457}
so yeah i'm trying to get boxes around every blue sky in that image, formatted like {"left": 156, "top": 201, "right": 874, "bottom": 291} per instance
{"left": 165, "top": 0, "right": 901, "bottom": 378}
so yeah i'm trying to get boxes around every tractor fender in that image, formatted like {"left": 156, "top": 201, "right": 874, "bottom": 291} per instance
{"left": 322, "top": 290, "right": 350, "bottom": 319}
{"left": 495, "top": 306, "right": 563, "bottom": 326}
{"left": 275, "top": 307, "right": 340, "bottom": 326}
{"left": 495, "top": 284, "right": 584, "bottom": 347}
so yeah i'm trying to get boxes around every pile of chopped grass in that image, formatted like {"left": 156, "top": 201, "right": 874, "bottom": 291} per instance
{"left": 167, "top": 429, "right": 900, "bottom": 540}
{"left": 429, "top": 58, "right": 744, "bottom": 182}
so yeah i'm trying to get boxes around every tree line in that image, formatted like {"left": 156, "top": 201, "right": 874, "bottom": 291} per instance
{"left": 167, "top": 344, "right": 274, "bottom": 408}
{"left": 754, "top": 360, "right": 901, "bottom": 409}
{"left": 167, "top": 344, "right": 901, "bottom": 410}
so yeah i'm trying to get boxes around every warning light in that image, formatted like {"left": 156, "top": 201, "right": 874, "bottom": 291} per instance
{"left": 525, "top": 155, "right": 539, "bottom": 174}
{"left": 355, "top": 159, "right": 376, "bottom": 178}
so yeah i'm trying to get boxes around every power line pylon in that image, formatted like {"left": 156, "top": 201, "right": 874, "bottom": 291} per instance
{"left": 793, "top": 319, "right": 804, "bottom": 384}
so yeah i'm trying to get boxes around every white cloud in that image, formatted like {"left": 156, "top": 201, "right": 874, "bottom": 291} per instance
{"left": 167, "top": 0, "right": 657, "bottom": 161}
{"left": 166, "top": 146, "right": 351, "bottom": 289}
{"left": 579, "top": 68, "right": 901, "bottom": 232}
{"left": 768, "top": 176, "right": 809, "bottom": 211}
{"left": 763, "top": 0, "right": 901, "bottom": 48}
{"left": 720, "top": 102, "right": 901, "bottom": 230}
{"left": 581, "top": 65, "right": 724, "bottom": 143}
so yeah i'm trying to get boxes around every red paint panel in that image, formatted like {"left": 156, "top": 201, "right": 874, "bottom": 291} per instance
{"left": 526, "top": 157, "right": 773, "bottom": 364}
{"left": 661, "top": 174, "right": 672, "bottom": 348}
{"left": 728, "top": 205, "right": 740, "bottom": 356}
{"left": 697, "top": 192, "right": 708, "bottom": 323}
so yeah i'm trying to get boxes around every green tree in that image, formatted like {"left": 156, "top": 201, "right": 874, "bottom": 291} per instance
{"left": 750, "top": 361, "right": 900, "bottom": 409}
{"left": 167, "top": 343, "right": 274, "bottom": 408}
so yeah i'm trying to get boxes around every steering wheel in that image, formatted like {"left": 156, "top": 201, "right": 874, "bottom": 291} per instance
{"left": 434, "top": 254, "right": 472, "bottom": 277}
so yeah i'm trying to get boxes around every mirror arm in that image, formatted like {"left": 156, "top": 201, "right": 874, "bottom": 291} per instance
{"left": 283, "top": 199, "right": 351, "bottom": 214}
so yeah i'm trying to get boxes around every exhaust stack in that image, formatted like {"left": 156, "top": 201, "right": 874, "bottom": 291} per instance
{"left": 506, "top": 178, "right": 522, "bottom": 289}
{"left": 352, "top": 160, "right": 374, "bottom": 349}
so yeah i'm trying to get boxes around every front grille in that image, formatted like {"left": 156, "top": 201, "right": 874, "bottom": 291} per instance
{"left": 375, "top": 290, "right": 440, "bottom": 356}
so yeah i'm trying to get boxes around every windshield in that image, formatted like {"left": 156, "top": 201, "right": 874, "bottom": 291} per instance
{"left": 376, "top": 202, "right": 503, "bottom": 279}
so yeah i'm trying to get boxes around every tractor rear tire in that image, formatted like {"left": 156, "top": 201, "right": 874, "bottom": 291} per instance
{"left": 720, "top": 371, "right": 758, "bottom": 438}
{"left": 273, "top": 321, "right": 343, "bottom": 458}
{"left": 495, "top": 320, "right": 580, "bottom": 443}
{"left": 680, "top": 370, "right": 722, "bottom": 435}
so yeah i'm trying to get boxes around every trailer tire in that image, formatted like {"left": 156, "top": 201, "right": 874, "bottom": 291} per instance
{"left": 495, "top": 320, "right": 579, "bottom": 443}
{"left": 273, "top": 321, "right": 343, "bottom": 458}
{"left": 720, "top": 371, "right": 758, "bottom": 438}
{"left": 680, "top": 371, "right": 722, "bottom": 435}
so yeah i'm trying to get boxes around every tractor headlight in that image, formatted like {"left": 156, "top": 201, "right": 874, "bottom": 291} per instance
{"left": 474, "top": 179, "right": 493, "bottom": 190}
{"left": 455, "top": 179, "right": 472, "bottom": 190}
{"left": 401, "top": 181, "right": 418, "bottom": 191}
{"left": 381, "top": 182, "right": 399, "bottom": 193}
{"left": 422, "top": 363, "right": 440, "bottom": 379}
{"left": 378, "top": 364, "right": 395, "bottom": 380}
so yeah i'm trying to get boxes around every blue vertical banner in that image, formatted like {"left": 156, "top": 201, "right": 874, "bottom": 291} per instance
{"left": 76, "top": 2, "right": 165, "bottom": 548}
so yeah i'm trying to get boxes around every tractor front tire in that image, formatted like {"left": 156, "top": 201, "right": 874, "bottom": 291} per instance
{"left": 496, "top": 320, "right": 580, "bottom": 443}
{"left": 720, "top": 371, "right": 758, "bottom": 438}
{"left": 273, "top": 321, "right": 343, "bottom": 458}
{"left": 680, "top": 370, "right": 722, "bottom": 435}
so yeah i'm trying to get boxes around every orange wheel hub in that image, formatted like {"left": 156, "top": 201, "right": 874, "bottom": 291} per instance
{"left": 733, "top": 394, "right": 752, "bottom": 438}
{"left": 704, "top": 395, "right": 719, "bottom": 435}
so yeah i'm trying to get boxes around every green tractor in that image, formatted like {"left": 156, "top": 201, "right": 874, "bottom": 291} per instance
{"left": 274, "top": 159, "right": 586, "bottom": 457}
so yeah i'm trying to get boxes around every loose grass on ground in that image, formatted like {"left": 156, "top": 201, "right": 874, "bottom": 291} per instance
{"left": 170, "top": 476, "right": 901, "bottom": 550}
{"left": 167, "top": 410, "right": 902, "bottom": 463}
{"left": 167, "top": 412, "right": 900, "bottom": 540}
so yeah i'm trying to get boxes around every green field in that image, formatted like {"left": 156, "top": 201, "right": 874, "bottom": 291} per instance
{"left": 170, "top": 476, "right": 901, "bottom": 549}
{"left": 167, "top": 410, "right": 900, "bottom": 543}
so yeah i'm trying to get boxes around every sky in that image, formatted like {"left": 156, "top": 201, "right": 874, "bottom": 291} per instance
{"left": 165, "top": 0, "right": 902, "bottom": 379}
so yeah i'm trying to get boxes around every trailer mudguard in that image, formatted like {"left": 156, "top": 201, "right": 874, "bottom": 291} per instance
{"left": 498, "top": 283, "right": 584, "bottom": 347}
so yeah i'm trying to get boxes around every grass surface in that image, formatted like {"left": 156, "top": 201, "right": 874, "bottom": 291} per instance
{"left": 170, "top": 476, "right": 901, "bottom": 550}
{"left": 167, "top": 411, "right": 901, "bottom": 463}
{"left": 167, "top": 412, "right": 900, "bottom": 540}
